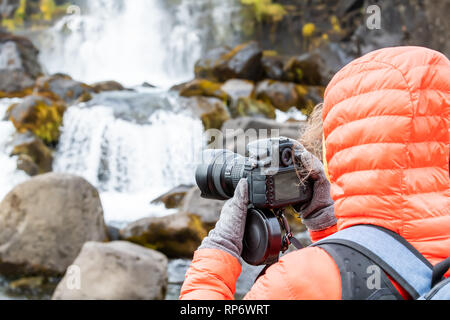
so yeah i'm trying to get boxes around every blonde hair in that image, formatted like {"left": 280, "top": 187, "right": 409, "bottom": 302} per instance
{"left": 300, "top": 103, "right": 324, "bottom": 162}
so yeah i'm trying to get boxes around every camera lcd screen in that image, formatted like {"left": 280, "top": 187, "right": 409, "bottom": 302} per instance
{"left": 274, "top": 171, "right": 301, "bottom": 202}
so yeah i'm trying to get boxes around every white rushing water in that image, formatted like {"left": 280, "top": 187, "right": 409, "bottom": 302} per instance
{"left": 38, "top": 0, "right": 242, "bottom": 88}
{"left": 0, "top": 99, "right": 29, "bottom": 202}
{"left": 53, "top": 90, "right": 204, "bottom": 226}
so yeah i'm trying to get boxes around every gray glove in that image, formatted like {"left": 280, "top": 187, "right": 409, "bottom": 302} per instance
{"left": 198, "top": 179, "right": 249, "bottom": 260}
{"left": 293, "top": 143, "right": 337, "bottom": 231}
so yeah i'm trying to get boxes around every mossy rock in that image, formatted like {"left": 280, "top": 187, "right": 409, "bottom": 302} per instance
{"left": 295, "top": 85, "right": 325, "bottom": 116}
{"left": 283, "top": 53, "right": 323, "bottom": 85}
{"left": 178, "top": 79, "right": 230, "bottom": 103}
{"left": 7, "top": 276, "right": 59, "bottom": 299}
{"left": 91, "top": 80, "right": 126, "bottom": 93}
{"left": 194, "top": 46, "right": 231, "bottom": 81}
{"left": 35, "top": 74, "right": 95, "bottom": 104}
{"left": 212, "top": 41, "right": 263, "bottom": 82}
{"left": 233, "top": 97, "right": 276, "bottom": 119}
{"left": 255, "top": 80, "right": 302, "bottom": 112}
{"left": 151, "top": 184, "right": 193, "bottom": 209}
{"left": 10, "top": 132, "right": 53, "bottom": 175}
{"left": 7, "top": 95, "right": 66, "bottom": 145}
{"left": 182, "top": 96, "right": 231, "bottom": 131}
{"left": 120, "top": 213, "right": 208, "bottom": 259}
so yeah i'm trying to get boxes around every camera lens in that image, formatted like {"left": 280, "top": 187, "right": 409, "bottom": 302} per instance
{"left": 195, "top": 149, "right": 246, "bottom": 200}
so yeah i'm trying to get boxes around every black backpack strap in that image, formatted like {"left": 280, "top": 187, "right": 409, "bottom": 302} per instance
{"left": 317, "top": 242, "right": 403, "bottom": 300}
{"left": 312, "top": 225, "right": 434, "bottom": 299}
{"left": 432, "top": 257, "right": 450, "bottom": 287}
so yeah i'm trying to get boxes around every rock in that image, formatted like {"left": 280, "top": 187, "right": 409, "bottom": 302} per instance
{"left": 0, "top": 1, "right": 20, "bottom": 19}
{"left": 120, "top": 213, "right": 207, "bottom": 259}
{"left": 181, "top": 96, "right": 230, "bottom": 131}
{"left": 261, "top": 53, "right": 286, "bottom": 81}
{"left": 178, "top": 79, "right": 229, "bottom": 103}
{"left": 220, "top": 79, "right": 254, "bottom": 106}
{"left": 180, "top": 187, "right": 225, "bottom": 229}
{"left": 283, "top": 53, "right": 323, "bottom": 85}
{"left": 106, "top": 225, "right": 121, "bottom": 241}
{"left": 35, "top": 74, "right": 94, "bottom": 104}
{"left": 298, "top": 85, "right": 325, "bottom": 116}
{"left": 16, "top": 154, "right": 39, "bottom": 176}
{"left": 0, "top": 173, "right": 109, "bottom": 276}
{"left": 52, "top": 241, "right": 168, "bottom": 300}
{"left": 10, "top": 132, "right": 53, "bottom": 175}
{"left": 194, "top": 46, "right": 231, "bottom": 81}
{"left": 151, "top": 184, "right": 193, "bottom": 209}
{"left": 212, "top": 41, "right": 263, "bottom": 82}
{"left": 7, "top": 95, "right": 66, "bottom": 145}
{"left": 233, "top": 97, "right": 276, "bottom": 119}
{"left": 254, "top": 80, "right": 303, "bottom": 112}
{"left": 91, "top": 80, "right": 125, "bottom": 92}
{"left": 7, "top": 275, "right": 59, "bottom": 298}
{"left": 142, "top": 82, "right": 156, "bottom": 88}
{"left": 425, "top": 0, "right": 450, "bottom": 57}
{"left": 0, "top": 33, "right": 42, "bottom": 97}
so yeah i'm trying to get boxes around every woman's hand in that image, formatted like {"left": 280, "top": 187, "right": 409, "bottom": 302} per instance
{"left": 198, "top": 179, "right": 249, "bottom": 260}
{"left": 293, "top": 142, "right": 337, "bottom": 231}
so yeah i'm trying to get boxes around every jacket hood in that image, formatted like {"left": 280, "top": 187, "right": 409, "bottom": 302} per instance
{"left": 322, "top": 47, "right": 450, "bottom": 265}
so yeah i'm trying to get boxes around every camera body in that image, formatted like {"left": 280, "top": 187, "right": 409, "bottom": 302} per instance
{"left": 196, "top": 137, "right": 313, "bottom": 266}
{"left": 244, "top": 138, "right": 312, "bottom": 210}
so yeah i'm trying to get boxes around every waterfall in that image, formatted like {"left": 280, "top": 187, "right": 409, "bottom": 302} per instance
{"left": 53, "top": 89, "right": 205, "bottom": 225}
{"left": 37, "top": 0, "right": 243, "bottom": 88}
{"left": 1, "top": 0, "right": 244, "bottom": 225}
{"left": 0, "top": 98, "right": 29, "bottom": 202}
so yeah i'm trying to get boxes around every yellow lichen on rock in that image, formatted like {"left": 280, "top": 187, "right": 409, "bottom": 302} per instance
{"left": 8, "top": 96, "right": 66, "bottom": 145}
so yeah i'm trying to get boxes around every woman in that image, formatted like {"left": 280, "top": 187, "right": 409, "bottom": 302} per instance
{"left": 180, "top": 46, "right": 450, "bottom": 300}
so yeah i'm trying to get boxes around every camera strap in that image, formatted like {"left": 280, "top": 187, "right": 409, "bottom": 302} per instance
{"left": 278, "top": 211, "right": 303, "bottom": 251}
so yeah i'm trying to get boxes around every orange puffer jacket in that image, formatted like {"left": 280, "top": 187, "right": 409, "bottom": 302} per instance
{"left": 180, "top": 46, "right": 450, "bottom": 300}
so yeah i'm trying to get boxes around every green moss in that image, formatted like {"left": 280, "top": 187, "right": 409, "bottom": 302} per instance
{"left": 179, "top": 79, "right": 229, "bottom": 103}
{"left": 8, "top": 97, "right": 66, "bottom": 145}
{"left": 241, "top": 0, "right": 287, "bottom": 23}
{"left": 234, "top": 97, "right": 276, "bottom": 119}
{"left": 125, "top": 215, "right": 207, "bottom": 259}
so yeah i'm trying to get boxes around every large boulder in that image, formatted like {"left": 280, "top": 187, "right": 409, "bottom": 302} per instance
{"left": 181, "top": 96, "right": 230, "bottom": 131}
{"left": 255, "top": 80, "right": 303, "bottom": 112}
{"left": 35, "top": 74, "right": 94, "bottom": 104}
{"left": 283, "top": 53, "right": 324, "bottom": 85}
{"left": 194, "top": 46, "right": 230, "bottom": 81}
{"left": 0, "top": 173, "right": 109, "bottom": 276}
{"left": 178, "top": 79, "right": 230, "bottom": 103}
{"left": 91, "top": 80, "right": 126, "bottom": 93}
{"left": 180, "top": 187, "right": 225, "bottom": 229}
{"left": 220, "top": 79, "right": 254, "bottom": 106}
{"left": 52, "top": 241, "right": 168, "bottom": 300}
{"left": 10, "top": 132, "right": 53, "bottom": 176}
{"left": 0, "top": 33, "right": 42, "bottom": 97}
{"left": 7, "top": 95, "right": 66, "bottom": 145}
{"left": 151, "top": 184, "right": 193, "bottom": 209}
{"left": 212, "top": 41, "right": 263, "bottom": 82}
{"left": 261, "top": 53, "right": 286, "bottom": 81}
{"left": 195, "top": 42, "right": 263, "bottom": 82}
{"left": 120, "top": 213, "right": 207, "bottom": 259}
{"left": 233, "top": 97, "right": 276, "bottom": 119}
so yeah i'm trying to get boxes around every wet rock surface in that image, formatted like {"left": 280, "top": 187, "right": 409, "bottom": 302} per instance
{"left": 0, "top": 32, "right": 42, "bottom": 97}
{"left": 120, "top": 212, "right": 207, "bottom": 259}
{"left": 0, "top": 173, "right": 108, "bottom": 277}
{"left": 52, "top": 241, "right": 168, "bottom": 300}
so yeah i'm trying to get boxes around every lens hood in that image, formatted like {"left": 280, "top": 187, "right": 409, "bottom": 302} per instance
{"left": 241, "top": 208, "right": 282, "bottom": 266}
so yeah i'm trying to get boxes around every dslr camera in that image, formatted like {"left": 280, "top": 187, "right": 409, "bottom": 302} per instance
{"left": 196, "top": 137, "right": 313, "bottom": 266}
